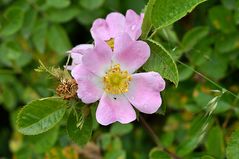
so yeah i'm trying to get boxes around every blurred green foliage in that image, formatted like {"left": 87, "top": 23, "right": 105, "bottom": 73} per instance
{"left": 0, "top": 0, "right": 239, "bottom": 159}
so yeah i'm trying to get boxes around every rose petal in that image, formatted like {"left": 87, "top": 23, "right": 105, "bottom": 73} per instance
{"left": 106, "top": 12, "right": 126, "bottom": 38}
{"left": 90, "top": 19, "right": 111, "bottom": 41}
{"left": 72, "top": 64, "right": 104, "bottom": 104}
{"left": 96, "top": 93, "right": 136, "bottom": 125}
{"left": 113, "top": 33, "right": 150, "bottom": 73}
{"left": 70, "top": 44, "right": 94, "bottom": 55}
{"left": 67, "top": 44, "right": 93, "bottom": 70}
{"left": 126, "top": 72, "right": 165, "bottom": 114}
{"left": 125, "top": 9, "right": 143, "bottom": 40}
{"left": 66, "top": 53, "right": 83, "bottom": 70}
{"left": 82, "top": 38, "right": 113, "bottom": 77}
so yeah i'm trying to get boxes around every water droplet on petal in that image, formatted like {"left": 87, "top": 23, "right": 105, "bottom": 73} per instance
{"left": 131, "top": 25, "right": 136, "bottom": 30}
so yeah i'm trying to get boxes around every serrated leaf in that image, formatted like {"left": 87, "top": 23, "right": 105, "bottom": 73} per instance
{"left": 226, "top": 129, "right": 239, "bottom": 159}
{"left": 67, "top": 110, "right": 92, "bottom": 146}
{"left": 0, "top": 7, "right": 25, "bottom": 36}
{"left": 149, "top": 148, "right": 171, "bottom": 159}
{"left": 17, "top": 97, "right": 67, "bottom": 135}
{"left": 141, "top": 0, "right": 156, "bottom": 39}
{"left": 143, "top": 39, "right": 179, "bottom": 86}
{"left": 47, "top": 24, "right": 71, "bottom": 55}
{"left": 182, "top": 26, "right": 209, "bottom": 52}
{"left": 79, "top": 0, "right": 105, "bottom": 10}
{"left": 151, "top": 0, "right": 206, "bottom": 29}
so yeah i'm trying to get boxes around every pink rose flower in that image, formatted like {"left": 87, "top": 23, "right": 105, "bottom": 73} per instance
{"left": 69, "top": 10, "right": 143, "bottom": 70}
{"left": 91, "top": 9, "right": 144, "bottom": 41}
{"left": 71, "top": 33, "right": 165, "bottom": 125}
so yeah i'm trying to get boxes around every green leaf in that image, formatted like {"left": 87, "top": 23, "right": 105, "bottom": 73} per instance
{"left": 234, "top": 10, "right": 239, "bottom": 24}
{"left": 32, "top": 20, "right": 48, "bottom": 54}
{"left": 160, "top": 132, "right": 175, "bottom": 147}
{"left": 151, "top": 0, "right": 206, "bottom": 29}
{"left": 226, "top": 129, "right": 239, "bottom": 159}
{"left": 79, "top": 0, "right": 105, "bottom": 10}
{"left": 28, "top": 126, "right": 59, "bottom": 153}
{"left": 77, "top": 8, "right": 105, "bottom": 25}
{"left": 46, "top": 0, "right": 70, "bottom": 9}
{"left": 17, "top": 97, "right": 67, "bottom": 135}
{"left": 205, "top": 126, "right": 225, "bottom": 159}
{"left": 176, "top": 114, "right": 213, "bottom": 156}
{"left": 198, "top": 53, "right": 228, "bottom": 80}
{"left": 141, "top": 0, "right": 156, "bottom": 39}
{"left": 158, "top": 26, "right": 180, "bottom": 44}
{"left": 47, "top": 24, "right": 71, "bottom": 55}
{"left": 105, "top": 150, "right": 126, "bottom": 159}
{"left": 201, "top": 155, "right": 216, "bottom": 159}
{"left": 178, "top": 64, "right": 194, "bottom": 81}
{"left": 221, "top": 0, "right": 237, "bottom": 10}
{"left": 149, "top": 148, "right": 171, "bottom": 159}
{"left": 100, "top": 133, "right": 112, "bottom": 150}
{"left": 185, "top": 31, "right": 213, "bottom": 66}
{"left": 215, "top": 33, "right": 239, "bottom": 53}
{"left": 67, "top": 110, "right": 93, "bottom": 146}
{"left": 156, "top": 103, "right": 167, "bottom": 115}
{"left": 46, "top": 7, "right": 79, "bottom": 23}
{"left": 209, "top": 6, "right": 236, "bottom": 33}
{"left": 0, "top": 6, "right": 25, "bottom": 36}
{"left": 21, "top": 8, "right": 37, "bottom": 38}
{"left": 182, "top": 26, "right": 209, "bottom": 52}
{"left": 0, "top": 41, "right": 32, "bottom": 68}
{"left": 143, "top": 39, "right": 179, "bottom": 86}
{"left": 110, "top": 123, "right": 133, "bottom": 136}
{"left": 1, "top": 84, "right": 17, "bottom": 111}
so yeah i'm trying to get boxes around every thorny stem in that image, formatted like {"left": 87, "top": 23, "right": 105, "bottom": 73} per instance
{"left": 139, "top": 116, "right": 182, "bottom": 159}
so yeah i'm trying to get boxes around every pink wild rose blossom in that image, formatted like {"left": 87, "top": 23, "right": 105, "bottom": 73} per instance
{"left": 91, "top": 9, "right": 144, "bottom": 41}
{"left": 71, "top": 33, "right": 165, "bottom": 125}
{"left": 68, "top": 9, "right": 143, "bottom": 70}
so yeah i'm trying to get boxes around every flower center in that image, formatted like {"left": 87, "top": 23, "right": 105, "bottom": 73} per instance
{"left": 103, "top": 64, "right": 131, "bottom": 95}
{"left": 106, "top": 38, "right": 114, "bottom": 50}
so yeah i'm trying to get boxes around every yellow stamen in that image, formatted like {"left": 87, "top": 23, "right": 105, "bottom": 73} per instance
{"left": 103, "top": 64, "right": 131, "bottom": 95}
{"left": 106, "top": 38, "right": 114, "bottom": 50}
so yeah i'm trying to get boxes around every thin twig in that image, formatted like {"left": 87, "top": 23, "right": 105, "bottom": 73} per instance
{"left": 177, "top": 60, "right": 239, "bottom": 100}
{"left": 139, "top": 115, "right": 182, "bottom": 159}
